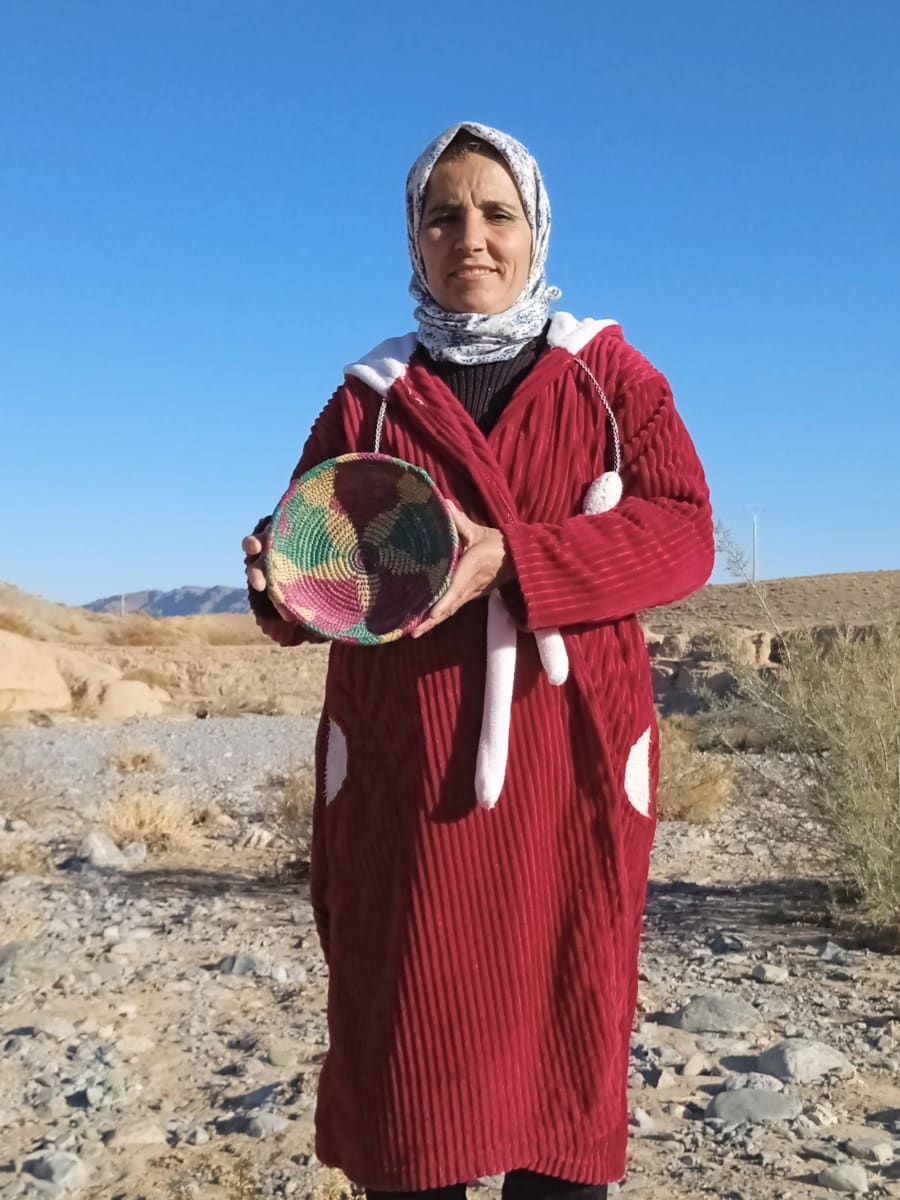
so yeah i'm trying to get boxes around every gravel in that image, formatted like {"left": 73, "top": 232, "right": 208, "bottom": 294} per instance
{"left": 0, "top": 715, "right": 319, "bottom": 816}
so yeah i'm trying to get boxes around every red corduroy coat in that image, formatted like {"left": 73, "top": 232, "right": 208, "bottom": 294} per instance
{"left": 252, "top": 315, "right": 714, "bottom": 1189}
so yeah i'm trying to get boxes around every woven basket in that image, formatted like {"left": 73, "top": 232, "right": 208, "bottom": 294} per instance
{"left": 265, "top": 454, "right": 459, "bottom": 645}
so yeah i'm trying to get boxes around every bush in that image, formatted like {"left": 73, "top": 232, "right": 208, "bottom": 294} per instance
{"left": 657, "top": 715, "right": 734, "bottom": 823}
{"left": 713, "top": 523, "right": 900, "bottom": 928}
{"left": 105, "top": 614, "right": 179, "bottom": 646}
{"left": 105, "top": 790, "right": 198, "bottom": 852}
{"left": 0, "top": 613, "right": 39, "bottom": 639}
{"left": 264, "top": 762, "right": 316, "bottom": 870}
{"left": 110, "top": 745, "right": 167, "bottom": 775}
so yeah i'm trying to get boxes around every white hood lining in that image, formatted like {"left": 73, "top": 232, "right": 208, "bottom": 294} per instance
{"left": 344, "top": 315, "right": 618, "bottom": 396}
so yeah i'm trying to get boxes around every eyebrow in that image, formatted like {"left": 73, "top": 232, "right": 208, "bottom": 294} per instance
{"left": 423, "top": 199, "right": 519, "bottom": 217}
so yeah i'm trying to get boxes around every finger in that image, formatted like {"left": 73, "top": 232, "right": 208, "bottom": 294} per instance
{"left": 247, "top": 564, "right": 268, "bottom": 591}
{"left": 242, "top": 534, "right": 262, "bottom": 556}
{"left": 410, "top": 579, "right": 469, "bottom": 639}
{"left": 447, "top": 503, "right": 479, "bottom": 546}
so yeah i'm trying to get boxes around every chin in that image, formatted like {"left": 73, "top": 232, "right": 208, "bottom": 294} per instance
{"left": 445, "top": 287, "right": 508, "bottom": 316}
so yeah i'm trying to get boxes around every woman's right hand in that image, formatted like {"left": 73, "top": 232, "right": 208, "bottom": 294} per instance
{"left": 242, "top": 520, "right": 293, "bottom": 622}
{"left": 242, "top": 521, "right": 271, "bottom": 594}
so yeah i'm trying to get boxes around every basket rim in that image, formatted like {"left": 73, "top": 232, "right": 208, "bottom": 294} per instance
{"left": 265, "top": 453, "right": 459, "bottom": 645}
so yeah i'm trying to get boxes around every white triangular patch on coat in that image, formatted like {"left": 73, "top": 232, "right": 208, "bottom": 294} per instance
{"left": 325, "top": 718, "right": 347, "bottom": 806}
{"left": 624, "top": 725, "right": 652, "bottom": 817}
{"left": 547, "top": 312, "right": 618, "bottom": 356}
{"left": 344, "top": 333, "right": 419, "bottom": 397}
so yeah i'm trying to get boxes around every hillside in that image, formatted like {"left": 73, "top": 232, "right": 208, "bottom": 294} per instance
{"left": 1, "top": 570, "right": 898, "bottom": 725}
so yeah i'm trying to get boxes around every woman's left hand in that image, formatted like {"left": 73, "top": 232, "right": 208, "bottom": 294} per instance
{"left": 411, "top": 503, "right": 515, "bottom": 639}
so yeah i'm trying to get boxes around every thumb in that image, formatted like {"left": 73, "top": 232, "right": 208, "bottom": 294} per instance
{"left": 447, "top": 501, "right": 479, "bottom": 546}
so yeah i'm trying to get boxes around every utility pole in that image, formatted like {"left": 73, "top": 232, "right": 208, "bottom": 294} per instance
{"left": 752, "top": 510, "right": 758, "bottom": 584}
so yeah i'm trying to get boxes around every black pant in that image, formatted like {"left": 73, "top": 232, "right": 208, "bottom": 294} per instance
{"left": 368, "top": 1170, "right": 608, "bottom": 1200}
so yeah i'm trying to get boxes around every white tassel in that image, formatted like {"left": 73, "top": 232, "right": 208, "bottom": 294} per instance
{"left": 583, "top": 470, "right": 623, "bottom": 515}
{"left": 535, "top": 629, "right": 569, "bottom": 686}
{"left": 535, "top": 469, "right": 624, "bottom": 686}
{"left": 475, "top": 591, "right": 518, "bottom": 809}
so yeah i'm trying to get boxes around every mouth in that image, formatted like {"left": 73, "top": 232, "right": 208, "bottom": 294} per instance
{"left": 451, "top": 266, "right": 498, "bottom": 280}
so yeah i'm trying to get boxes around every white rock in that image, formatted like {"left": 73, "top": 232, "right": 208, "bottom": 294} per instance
{"left": 817, "top": 1163, "right": 869, "bottom": 1194}
{"left": 24, "top": 1150, "right": 88, "bottom": 1190}
{"left": 116, "top": 1121, "right": 168, "bottom": 1146}
{"left": 681, "top": 1052, "right": 712, "bottom": 1077}
{"left": 79, "top": 831, "right": 126, "bottom": 870}
{"left": 751, "top": 962, "right": 790, "bottom": 984}
{"left": 757, "top": 1038, "right": 854, "bottom": 1083}
{"left": 245, "top": 1111, "right": 288, "bottom": 1138}
{"left": 844, "top": 1137, "right": 894, "bottom": 1165}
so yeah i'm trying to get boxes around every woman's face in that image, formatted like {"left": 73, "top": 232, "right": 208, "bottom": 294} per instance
{"left": 418, "top": 153, "right": 532, "bottom": 315}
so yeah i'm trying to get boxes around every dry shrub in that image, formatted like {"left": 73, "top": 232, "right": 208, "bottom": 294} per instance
{"left": 265, "top": 762, "right": 316, "bottom": 866}
{"left": 714, "top": 523, "right": 900, "bottom": 929}
{"left": 105, "top": 614, "right": 179, "bottom": 646}
{"left": 122, "top": 666, "right": 178, "bottom": 692}
{"left": 105, "top": 789, "right": 198, "bottom": 852}
{"left": 0, "top": 838, "right": 50, "bottom": 877}
{"left": 110, "top": 744, "right": 167, "bottom": 774}
{"left": 657, "top": 715, "right": 734, "bottom": 822}
{"left": 0, "top": 612, "right": 39, "bottom": 639}
{"left": 201, "top": 621, "right": 269, "bottom": 646}
{"left": 184, "top": 1151, "right": 266, "bottom": 1200}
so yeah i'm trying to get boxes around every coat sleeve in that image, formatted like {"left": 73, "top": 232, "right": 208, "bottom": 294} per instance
{"left": 248, "top": 389, "right": 349, "bottom": 646}
{"left": 499, "top": 367, "right": 714, "bottom": 630}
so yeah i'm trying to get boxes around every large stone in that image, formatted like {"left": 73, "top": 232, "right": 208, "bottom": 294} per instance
{"left": 79, "top": 831, "right": 126, "bottom": 870}
{"left": 51, "top": 646, "right": 121, "bottom": 713}
{"left": 675, "top": 993, "right": 762, "bottom": 1034}
{"left": 844, "top": 1137, "right": 893, "bottom": 1165}
{"left": 0, "top": 631, "right": 71, "bottom": 715}
{"left": 96, "top": 679, "right": 166, "bottom": 720}
{"left": 216, "top": 952, "right": 266, "bottom": 977}
{"left": 706, "top": 1087, "right": 803, "bottom": 1126}
{"left": 244, "top": 1111, "right": 288, "bottom": 1138}
{"left": 817, "top": 1163, "right": 869, "bottom": 1194}
{"left": 757, "top": 1038, "right": 854, "bottom": 1083}
{"left": 24, "top": 1150, "right": 88, "bottom": 1190}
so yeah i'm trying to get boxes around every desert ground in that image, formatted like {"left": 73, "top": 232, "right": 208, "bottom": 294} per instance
{"left": 1, "top": 572, "right": 899, "bottom": 1198}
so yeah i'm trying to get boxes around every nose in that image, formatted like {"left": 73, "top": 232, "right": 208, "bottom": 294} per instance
{"left": 455, "top": 208, "right": 487, "bottom": 253}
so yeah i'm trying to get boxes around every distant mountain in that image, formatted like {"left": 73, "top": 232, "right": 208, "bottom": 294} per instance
{"left": 84, "top": 586, "right": 250, "bottom": 617}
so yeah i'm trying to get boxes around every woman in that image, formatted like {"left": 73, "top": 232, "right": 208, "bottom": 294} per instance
{"left": 242, "top": 122, "right": 714, "bottom": 1200}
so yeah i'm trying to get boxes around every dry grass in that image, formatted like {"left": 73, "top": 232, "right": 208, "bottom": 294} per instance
{"left": 0, "top": 612, "right": 39, "bottom": 639}
{"left": 110, "top": 744, "right": 168, "bottom": 775}
{"left": 122, "top": 666, "right": 179, "bottom": 692}
{"left": 169, "top": 1151, "right": 266, "bottom": 1200}
{"left": 105, "top": 614, "right": 180, "bottom": 647}
{"left": 104, "top": 789, "right": 199, "bottom": 853}
{"left": 198, "top": 616, "right": 269, "bottom": 646}
{"left": 713, "top": 525, "right": 900, "bottom": 929}
{"left": 657, "top": 715, "right": 734, "bottom": 823}
{"left": 264, "top": 762, "right": 316, "bottom": 869}
{"left": 0, "top": 838, "right": 50, "bottom": 878}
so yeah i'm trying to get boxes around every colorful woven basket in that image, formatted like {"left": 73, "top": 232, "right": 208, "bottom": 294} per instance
{"left": 265, "top": 454, "right": 459, "bottom": 645}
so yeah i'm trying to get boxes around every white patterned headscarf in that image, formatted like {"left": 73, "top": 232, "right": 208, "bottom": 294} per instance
{"left": 406, "top": 122, "right": 561, "bottom": 364}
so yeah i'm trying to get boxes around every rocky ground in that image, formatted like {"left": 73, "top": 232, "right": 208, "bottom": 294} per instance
{"left": 1, "top": 717, "right": 899, "bottom": 1199}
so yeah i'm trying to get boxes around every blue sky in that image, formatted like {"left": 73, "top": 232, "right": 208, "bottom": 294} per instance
{"left": 2, "top": 0, "right": 898, "bottom": 606}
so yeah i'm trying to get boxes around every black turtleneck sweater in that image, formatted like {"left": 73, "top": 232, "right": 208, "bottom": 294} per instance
{"left": 418, "top": 326, "right": 549, "bottom": 435}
